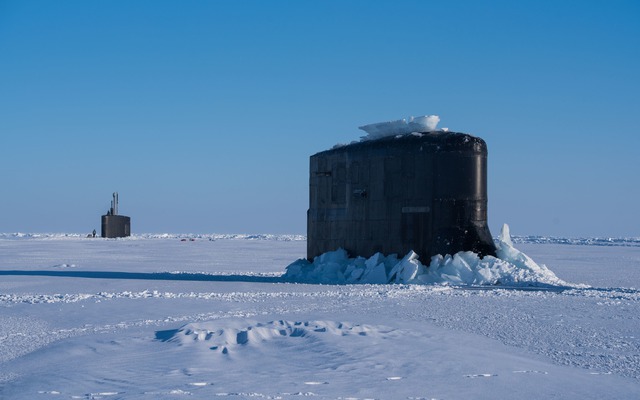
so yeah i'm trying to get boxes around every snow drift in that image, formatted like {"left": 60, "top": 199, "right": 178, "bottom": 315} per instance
{"left": 284, "top": 224, "right": 568, "bottom": 287}
{"left": 156, "top": 320, "right": 390, "bottom": 355}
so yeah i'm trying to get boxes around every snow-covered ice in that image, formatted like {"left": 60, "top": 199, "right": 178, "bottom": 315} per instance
{"left": 1, "top": 232, "right": 640, "bottom": 399}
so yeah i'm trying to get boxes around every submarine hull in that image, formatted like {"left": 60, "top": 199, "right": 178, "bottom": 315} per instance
{"left": 307, "top": 131, "right": 496, "bottom": 261}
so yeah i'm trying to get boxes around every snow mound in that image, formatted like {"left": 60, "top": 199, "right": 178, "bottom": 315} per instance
{"left": 359, "top": 115, "right": 440, "bottom": 140}
{"left": 284, "top": 224, "right": 569, "bottom": 287}
{"left": 156, "top": 320, "right": 392, "bottom": 354}
{"left": 52, "top": 263, "right": 77, "bottom": 268}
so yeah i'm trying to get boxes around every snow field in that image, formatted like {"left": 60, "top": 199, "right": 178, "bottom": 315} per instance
{"left": 1, "top": 234, "right": 639, "bottom": 399}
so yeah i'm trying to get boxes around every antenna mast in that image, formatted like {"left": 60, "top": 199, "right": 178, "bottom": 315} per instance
{"left": 111, "top": 192, "right": 118, "bottom": 215}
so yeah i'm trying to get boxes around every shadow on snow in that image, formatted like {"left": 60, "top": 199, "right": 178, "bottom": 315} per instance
{"left": 1, "top": 270, "right": 621, "bottom": 295}
{"left": 0, "top": 270, "right": 282, "bottom": 283}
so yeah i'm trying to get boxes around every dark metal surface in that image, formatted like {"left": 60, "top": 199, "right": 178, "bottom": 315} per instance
{"left": 307, "top": 131, "right": 496, "bottom": 261}
{"left": 101, "top": 215, "right": 131, "bottom": 238}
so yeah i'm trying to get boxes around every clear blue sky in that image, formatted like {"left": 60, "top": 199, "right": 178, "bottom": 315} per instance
{"left": 1, "top": 0, "right": 638, "bottom": 237}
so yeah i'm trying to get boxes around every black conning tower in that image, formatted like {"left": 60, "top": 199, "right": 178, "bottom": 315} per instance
{"left": 101, "top": 192, "right": 131, "bottom": 238}
{"left": 307, "top": 131, "right": 496, "bottom": 261}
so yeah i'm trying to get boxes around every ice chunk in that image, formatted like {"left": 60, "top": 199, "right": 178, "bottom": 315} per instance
{"left": 494, "top": 223, "right": 567, "bottom": 287}
{"left": 359, "top": 115, "right": 440, "bottom": 140}
{"left": 283, "top": 224, "right": 571, "bottom": 287}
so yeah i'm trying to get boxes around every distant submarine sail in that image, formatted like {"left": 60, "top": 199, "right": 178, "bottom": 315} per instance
{"left": 101, "top": 192, "right": 131, "bottom": 238}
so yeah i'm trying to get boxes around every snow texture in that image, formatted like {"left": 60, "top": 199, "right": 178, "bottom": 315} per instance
{"left": 284, "top": 224, "right": 569, "bottom": 287}
{"left": 0, "top": 232, "right": 306, "bottom": 241}
{"left": 157, "top": 320, "right": 389, "bottom": 355}
{"left": 1, "top": 231, "right": 640, "bottom": 399}
{"left": 2, "top": 231, "right": 638, "bottom": 247}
